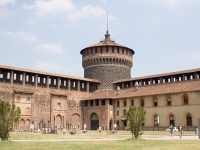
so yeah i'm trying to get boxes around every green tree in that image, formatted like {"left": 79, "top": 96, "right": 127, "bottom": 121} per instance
{"left": 0, "top": 100, "right": 21, "bottom": 141}
{"left": 127, "top": 106, "right": 146, "bottom": 139}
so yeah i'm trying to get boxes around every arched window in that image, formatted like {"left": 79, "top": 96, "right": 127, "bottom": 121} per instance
{"left": 131, "top": 100, "right": 134, "bottom": 106}
{"left": 184, "top": 96, "right": 188, "bottom": 105}
{"left": 169, "top": 115, "right": 174, "bottom": 126}
{"left": 26, "top": 97, "right": 30, "bottom": 103}
{"left": 154, "top": 115, "right": 159, "bottom": 126}
{"left": 141, "top": 99, "right": 144, "bottom": 107}
{"left": 124, "top": 100, "right": 126, "bottom": 106}
{"left": 123, "top": 109, "right": 126, "bottom": 116}
{"left": 186, "top": 114, "right": 192, "bottom": 126}
{"left": 154, "top": 99, "right": 157, "bottom": 107}
{"left": 167, "top": 97, "right": 171, "bottom": 106}
{"left": 91, "top": 113, "right": 99, "bottom": 120}
{"left": 25, "top": 108, "right": 30, "bottom": 114}
{"left": 117, "top": 101, "right": 120, "bottom": 107}
{"left": 16, "top": 96, "right": 20, "bottom": 102}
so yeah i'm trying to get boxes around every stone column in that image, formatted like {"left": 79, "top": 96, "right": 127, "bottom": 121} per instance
{"left": 68, "top": 79, "right": 71, "bottom": 90}
{"left": 93, "top": 100, "right": 96, "bottom": 106}
{"left": 194, "top": 73, "right": 197, "bottom": 79}
{"left": 122, "top": 83, "right": 124, "bottom": 89}
{"left": 86, "top": 82, "right": 89, "bottom": 93}
{"left": 130, "top": 81, "right": 133, "bottom": 87}
{"left": 77, "top": 80, "right": 80, "bottom": 92}
{"left": 10, "top": 71, "right": 14, "bottom": 85}
{"left": 57, "top": 77, "right": 60, "bottom": 90}
{"left": 150, "top": 79, "right": 152, "bottom": 85}
{"left": 182, "top": 74, "right": 185, "bottom": 81}
{"left": 23, "top": 72, "right": 26, "bottom": 86}
{"left": 46, "top": 76, "right": 49, "bottom": 88}
{"left": 35, "top": 74, "right": 38, "bottom": 87}
{"left": 140, "top": 80, "right": 143, "bottom": 86}
{"left": 160, "top": 77, "right": 163, "bottom": 83}
{"left": 171, "top": 76, "right": 174, "bottom": 82}
{"left": 2, "top": 72, "right": 7, "bottom": 81}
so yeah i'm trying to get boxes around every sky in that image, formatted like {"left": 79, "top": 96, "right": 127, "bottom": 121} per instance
{"left": 0, "top": 0, "right": 200, "bottom": 79}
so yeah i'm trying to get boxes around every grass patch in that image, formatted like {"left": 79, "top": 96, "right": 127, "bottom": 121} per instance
{"left": 0, "top": 140, "right": 200, "bottom": 150}
{"left": 0, "top": 130, "right": 198, "bottom": 150}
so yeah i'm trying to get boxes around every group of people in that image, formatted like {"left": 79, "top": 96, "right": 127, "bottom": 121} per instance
{"left": 69, "top": 127, "right": 78, "bottom": 135}
{"left": 169, "top": 124, "right": 183, "bottom": 139}
{"left": 41, "top": 126, "right": 58, "bottom": 134}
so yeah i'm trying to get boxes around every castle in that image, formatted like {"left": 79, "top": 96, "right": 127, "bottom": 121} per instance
{"left": 0, "top": 31, "right": 200, "bottom": 131}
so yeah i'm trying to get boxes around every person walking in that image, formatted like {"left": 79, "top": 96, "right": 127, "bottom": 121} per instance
{"left": 99, "top": 126, "right": 101, "bottom": 134}
{"left": 169, "top": 124, "right": 174, "bottom": 137}
{"left": 178, "top": 124, "right": 183, "bottom": 139}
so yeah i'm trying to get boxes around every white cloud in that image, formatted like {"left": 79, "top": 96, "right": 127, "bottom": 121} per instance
{"left": 0, "top": 0, "right": 15, "bottom": 6}
{"left": 35, "top": 43, "right": 65, "bottom": 54}
{"left": 35, "top": 61, "right": 61, "bottom": 71}
{"left": 22, "top": 0, "right": 75, "bottom": 16}
{"left": 3, "top": 31, "right": 38, "bottom": 42}
{"left": 0, "top": 9, "right": 15, "bottom": 18}
{"left": 67, "top": 5, "right": 105, "bottom": 21}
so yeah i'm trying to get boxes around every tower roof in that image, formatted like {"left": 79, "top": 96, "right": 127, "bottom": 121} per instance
{"left": 80, "top": 31, "right": 135, "bottom": 55}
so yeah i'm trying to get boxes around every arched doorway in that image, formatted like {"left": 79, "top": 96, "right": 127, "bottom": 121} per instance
{"left": 169, "top": 115, "right": 175, "bottom": 126}
{"left": 186, "top": 114, "right": 192, "bottom": 126}
{"left": 91, "top": 113, "right": 99, "bottom": 130}
{"left": 19, "top": 119, "right": 25, "bottom": 131}
{"left": 109, "top": 120, "right": 112, "bottom": 130}
{"left": 71, "top": 113, "right": 80, "bottom": 129}
{"left": 25, "top": 119, "right": 30, "bottom": 130}
{"left": 56, "top": 115, "right": 62, "bottom": 129}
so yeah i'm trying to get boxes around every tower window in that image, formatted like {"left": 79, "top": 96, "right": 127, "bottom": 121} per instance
{"left": 102, "top": 99, "right": 105, "bottom": 105}
{"left": 112, "top": 47, "right": 114, "bottom": 53}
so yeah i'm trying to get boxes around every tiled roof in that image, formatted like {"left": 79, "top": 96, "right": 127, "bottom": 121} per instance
{"left": 80, "top": 32, "right": 134, "bottom": 54}
{"left": 82, "top": 89, "right": 115, "bottom": 100}
{"left": 114, "top": 68, "right": 200, "bottom": 83}
{"left": 0, "top": 65, "right": 101, "bottom": 83}
{"left": 82, "top": 79, "right": 200, "bottom": 100}
{"left": 115, "top": 79, "right": 200, "bottom": 98}
{"left": 86, "top": 40, "right": 125, "bottom": 48}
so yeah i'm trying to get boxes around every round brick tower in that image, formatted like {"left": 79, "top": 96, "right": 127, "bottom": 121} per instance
{"left": 80, "top": 31, "right": 135, "bottom": 90}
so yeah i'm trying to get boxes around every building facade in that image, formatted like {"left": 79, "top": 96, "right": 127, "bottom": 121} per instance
{"left": 0, "top": 31, "right": 200, "bottom": 131}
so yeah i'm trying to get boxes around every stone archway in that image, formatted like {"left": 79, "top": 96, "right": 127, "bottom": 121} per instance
{"left": 25, "top": 119, "right": 30, "bottom": 130}
{"left": 56, "top": 115, "right": 62, "bottom": 129}
{"left": 91, "top": 113, "right": 99, "bottom": 130}
{"left": 70, "top": 113, "right": 80, "bottom": 128}
{"left": 19, "top": 119, "right": 25, "bottom": 131}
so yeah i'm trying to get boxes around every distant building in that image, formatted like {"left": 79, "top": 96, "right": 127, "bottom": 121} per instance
{"left": 0, "top": 31, "right": 200, "bottom": 131}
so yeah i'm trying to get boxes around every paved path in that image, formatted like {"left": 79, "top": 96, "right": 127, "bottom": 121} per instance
{"left": 10, "top": 135, "right": 199, "bottom": 142}
{"left": 142, "top": 135, "right": 200, "bottom": 140}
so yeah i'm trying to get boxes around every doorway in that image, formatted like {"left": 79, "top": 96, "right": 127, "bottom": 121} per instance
{"left": 91, "top": 113, "right": 99, "bottom": 130}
